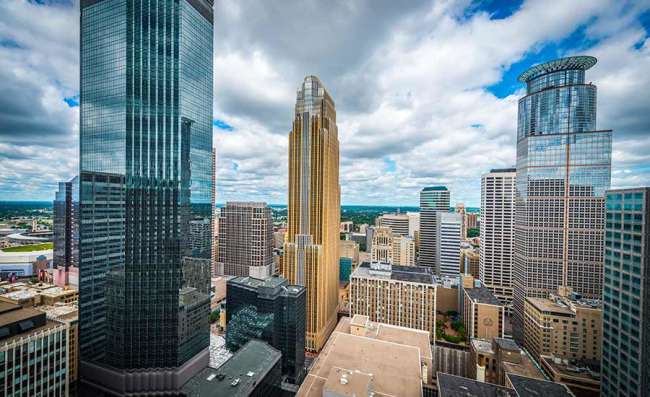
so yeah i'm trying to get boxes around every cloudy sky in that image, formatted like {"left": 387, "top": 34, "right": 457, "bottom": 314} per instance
{"left": 1, "top": 0, "right": 649, "bottom": 206}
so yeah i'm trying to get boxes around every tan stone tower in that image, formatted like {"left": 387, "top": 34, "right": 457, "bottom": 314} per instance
{"left": 282, "top": 76, "right": 340, "bottom": 352}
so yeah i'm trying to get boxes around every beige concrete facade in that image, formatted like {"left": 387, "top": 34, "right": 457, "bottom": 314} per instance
{"left": 392, "top": 234, "right": 416, "bottom": 266}
{"left": 282, "top": 76, "right": 340, "bottom": 352}
{"left": 469, "top": 337, "right": 543, "bottom": 386}
{"left": 350, "top": 262, "right": 437, "bottom": 341}
{"left": 339, "top": 239, "right": 359, "bottom": 265}
{"left": 463, "top": 282, "right": 505, "bottom": 341}
{"left": 523, "top": 289, "right": 602, "bottom": 363}
{"left": 370, "top": 226, "right": 392, "bottom": 263}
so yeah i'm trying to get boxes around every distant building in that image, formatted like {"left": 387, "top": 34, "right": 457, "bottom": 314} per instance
{"left": 190, "top": 218, "right": 212, "bottom": 256}
{"left": 53, "top": 176, "right": 79, "bottom": 270}
{"left": 182, "top": 340, "right": 282, "bottom": 397}
{"left": 465, "top": 213, "right": 478, "bottom": 231}
{"left": 481, "top": 168, "right": 516, "bottom": 309}
{"left": 370, "top": 226, "right": 393, "bottom": 263}
{"left": 392, "top": 235, "right": 416, "bottom": 266}
{"left": 462, "top": 278, "right": 505, "bottom": 340}
{"left": 378, "top": 213, "right": 410, "bottom": 236}
{"left": 602, "top": 188, "right": 650, "bottom": 397}
{"left": 297, "top": 315, "right": 433, "bottom": 397}
{"left": 436, "top": 212, "right": 463, "bottom": 277}
{"left": 339, "top": 257, "right": 353, "bottom": 282}
{"left": 406, "top": 212, "right": 420, "bottom": 238}
{"left": 0, "top": 303, "right": 70, "bottom": 396}
{"left": 219, "top": 202, "right": 274, "bottom": 279}
{"left": 226, "top": 276, "right": 306, "bottom": 383}
{"left": 339, "top": 239, "right": 359, "bottom": 265}
{"left": 460, "top": 247, "right": 480, "bottom": 277}
{"left": 524, "top": 288, "right": 601, "bottom": 364}
{"left": 340, "top": 221, "right": 353, "bottom": 233}
{"left": 420, "top": 186, "right": 450, "bottom": 270}
{"left": 349, "top": 262, "right": 437, "bottom": 341}
{"left": 272, "top": 230, "right": 285, "bottom": 249}
{"left": 469, "top": 337, "right": 543, "bottom": 386}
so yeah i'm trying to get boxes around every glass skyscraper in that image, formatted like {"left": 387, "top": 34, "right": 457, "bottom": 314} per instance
{"left": 512, "top": 56, "right": 612, "bottom": 343}
{"left": 79, "top": 0, "right": 214, "bottom": 393}
{"left": 602, "top": 188, "right": 650, "bottom": 396}
{"left": 419, "top": 186, "right": 450, "bottom": 273}
{"left": 54, "top": 176, "right": 79, "bottom": 270}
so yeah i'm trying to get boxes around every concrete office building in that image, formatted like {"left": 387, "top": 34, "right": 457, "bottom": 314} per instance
{"left": 349, "top": 261, "right": 437, "bottom": 341}
{"left": 339, "top": 221, "right": 353, "bottom": 234}
{"left": 481, "top": 168, "right": 516, "bottom": 308}
{"left": 79, "top": 0, "right": 214, "bottom": 392}
{"left": 53, "top": 176, "right": 79, "bottom": 270}
{"left": 225, "top": 276, "right": 306, "bottom": 383}
{"left": 40, "top": 304, "right": 79, "bottom": 388}
{"left": 378, "top": 213, "right": 410, "bottom": 236}
{"left": 407, "top": 212, "right": 420, "bottom": 238}
{"left": 540, "top": 355, "right": 600, "bottom": 397}
{"left": 420, "top": 186, "right": 450, "bottom": 270}
{"left": 523, "top": 288, "right": 601, "bottom": 364}
{"left": 0, "top": 303, "right": 70, "bottom": 396}
{"left": 218, "top": 202, "right": 274, "bottom": 279}
{"left": 513, "top": 56, "right": 612, "bottom": 343}
{"left": 370, "top": 226, "right": 393, "bottom": 264}
{"left": 392, "top": 234, "right": 416, "bottom": 266}
{"left": 463, "top": 279, "right": 505, "bottom": 340}
{"left": 436, "top": 212, "right": 463, "bottom": 278}
{"left": 601, "top": 188, "right": 650, "bottom": 397}
{"left": 297, "top": 315, "right": 433, "bottom": 397}
{"left": 438, "top": 372, "right": 576, "bottom": 397}
{"left": 282, "top": 76, "right": 340, "bottom": 352}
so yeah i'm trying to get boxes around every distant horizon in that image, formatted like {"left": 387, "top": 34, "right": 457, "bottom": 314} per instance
{"left": 0, "top": 200, "right": 481, "bottom": 210}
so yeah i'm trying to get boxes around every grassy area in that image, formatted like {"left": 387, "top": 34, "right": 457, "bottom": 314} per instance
{"left": 1, "top": 242, "right": 53, "bottom": 252}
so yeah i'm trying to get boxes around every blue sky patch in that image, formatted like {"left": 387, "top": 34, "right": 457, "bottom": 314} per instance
{"left": 0, "top": 39, "right": 23, "bottom": 49}
{"left": 213, "top": 119, "right": 234, "bottom": 131}
{"left": 63, "top": 95, "right": 79, "bottom": 107}
{"left": 487, "top": 23, "right": 601, "bottom": 98}
{"left": 383, "top": 157, "right": 397, "bottom": 173}
{"left": 464, "top": 0, "right": 524, "bottom": 21}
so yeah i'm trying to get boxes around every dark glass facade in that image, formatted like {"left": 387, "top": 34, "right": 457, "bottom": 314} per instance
{"left": 79, "top": 0, "right": 213, "bottom": 383}
{"left": 226, "top": 276, "right": 306, "bottom": 383}
{"left": 53, "top": 176, "right": 79, "bottom": 270}
{"left": 512, "top": 56, "right": 612, "bottom": 343}
{"left": 602, "top": 188, "right": 650, "bottom": 396}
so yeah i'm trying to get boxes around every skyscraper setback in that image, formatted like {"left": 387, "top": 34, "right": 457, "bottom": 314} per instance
{"left": 282, "top": 76, "right": 340, "bottom": 352}
{"left": 512, "top": 56, "right": 612, "bottom": 343}
{"left": 78, "top": 0, "right": 214, "bottom": 393}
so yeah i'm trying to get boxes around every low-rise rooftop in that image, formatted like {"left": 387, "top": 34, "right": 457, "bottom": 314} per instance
{"left": 182, "top": 339, "right": 281, "bottom": 397}
{"left": 465, "top": 285, "right": 502, "bottom": 306}
{"left": 507, "top": 373, "right": 575, "bottom": 397}
{"left": 353, "top": 261, "right": 438, "bottom": 285}
{"left": 438, "top": 372, "right": 515, "bottom": 397}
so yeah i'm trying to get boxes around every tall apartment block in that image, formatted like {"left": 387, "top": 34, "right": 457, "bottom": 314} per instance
{"left": 53, "top": 176, "right": 79, "bottom": 270}
{"left": 378, "top": 213, "right": 410, "bottom": 236}
{"left": 79, "top": 0, "right": 214, "bottom": 393}
{"left": 436, "top": 212, "right": 463, "bottom": 277}
{"left": 420, "top": 186, "right": 450, "bottom": 272}
{"left": 602, "top": 188, "right": 650, "bottom": 396}
{"left": 349, "top": 262, "right": 437, "bottom": 341}
{"left": 226, "top": 276, "right": 306, "bottom": 383}
{"left": 370, "top": 226, "right": 393, "bottom": 263}
{"left": 512, "top": 56, "right": 612, "bottom": 343}
{"left": 282, "top": 76, "right": 340, "bottom": 352}
{"left": 480, "top": 168, "right": 516, "bottom": 308}
{"left": 218, "top": 202, "right": 274, "bottom": 278}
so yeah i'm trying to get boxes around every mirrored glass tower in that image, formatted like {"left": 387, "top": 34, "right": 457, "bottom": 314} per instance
{"left": 79, "top": 0, "right": 214, "bottom": 393}
{"left": 512, "top": 56, "right": 612, "bottom": 343}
